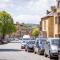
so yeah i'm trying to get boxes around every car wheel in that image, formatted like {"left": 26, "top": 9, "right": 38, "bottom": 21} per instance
{"left": 21, "top": 47, "right": 22, "bottom": 49}
{"left": 25, "top": 47, "right": 27, "bottom": 51}
{"left": 50, "top": 55, "right": 52, "bottom": 59}
{"left": 44, "top": 52, "right": 48, "bottom": 57}
{"left": 25, "top": 49, "right": 27, "bottom": 51}
{"left": 49, "top": 54, "right": 53, "bottom": 59}
{"left": 27, "top": 49, "right": 29, "bottom": 52}
{"left": 34, "top": 51, "right": 36, "bottom": 54}
{"left": 48, "top": 52, "right": 53, "bottom": 59}
{"left": 34, "top": 50, "right": 36, "bottom": 54}
{"left": 37, "top": 49, "right": 40, "bottom": 55}
{"left": 21, "top": 46, "right": 23, "bottom": 49}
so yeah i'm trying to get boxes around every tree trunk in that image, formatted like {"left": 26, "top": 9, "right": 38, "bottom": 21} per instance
{"left": 1, "top": 34, "right": 5, "bottom": 43}
{"left": 2, "top": 34, "right": 5, "bottom": 39}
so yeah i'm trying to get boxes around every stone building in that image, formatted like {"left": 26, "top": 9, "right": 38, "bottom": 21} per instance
{"left": 14, "top": 22, "right": 32, "bottom": 37}
{"left": 41, "top": 0, "right": 60, "bottom": 38}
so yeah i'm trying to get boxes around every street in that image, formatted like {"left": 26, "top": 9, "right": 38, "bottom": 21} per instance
{"left": 0, "top": 40, "right": 50, "bottom": 60}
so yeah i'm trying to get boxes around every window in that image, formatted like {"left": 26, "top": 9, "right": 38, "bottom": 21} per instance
{"left": 55, "top": 34, "right": 60, "bottom": 37}
{"left": 52, "top": 39, "right": 59, "bottom": 45}
{"left": 58, "top": 16, "right": 60, "bottom": 24}
{"left": 58, "top": 1, "right": 60, "bottom": 8}
{"left": 55, "top": 34, "right": 58, "bottom": 37}
{"left": 44, "top": 20, "right": 46, "bottom": 30}
{"left": 58, "top": 34, "right": 60, "bottom": 37}
{"left": 55, "top": 17, "right": 58, "bottom": 24}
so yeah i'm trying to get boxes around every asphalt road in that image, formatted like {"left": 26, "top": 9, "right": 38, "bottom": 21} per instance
{"left": 0, "top": 40, "right": 58, "bottom": 60}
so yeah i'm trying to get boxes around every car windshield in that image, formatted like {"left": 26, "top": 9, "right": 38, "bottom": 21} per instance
{"left": 21, "top": 41, "right": 25, "bottom": 43}
{"left": 51, "top": 39, "right": 59, "bottom": 45}
{"left": 39, "top": 39, "right": 46, "bottom": 44}
{"left": 27, "top": 41, "right": 35, "bottom": 44}
{"left": 23, "top": 38, "right": 30, "bottom": 40}
{"left": 22, "top": 40, "right": 27, "bottom": 43}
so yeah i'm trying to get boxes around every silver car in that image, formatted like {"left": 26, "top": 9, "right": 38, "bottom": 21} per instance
{"left": 21, "top": 38, "right": 30, "bottom": 49}
{"left": 25, "top": 40, "right": 35, "bottom": 52}
{"left": 34, "top": 38, "right": 46, "bottom": 55}
{"left": 44, "top": 38, "right": 60, "bottom": 59}
{"left": 21, "top": 40, "right": 27, "bottom": 49}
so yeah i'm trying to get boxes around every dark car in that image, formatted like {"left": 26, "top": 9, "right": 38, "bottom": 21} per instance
{"left": 58, "top": 52, "right": 60, "bottom": 60}
{"left": 1, "top": 39, "right": 8, "bottom": 44}
{"left": 25, "top": 40, "right": 35, "bottom": 52}
{"left": 34, "top": 38, "right": 46, "bottom": 55}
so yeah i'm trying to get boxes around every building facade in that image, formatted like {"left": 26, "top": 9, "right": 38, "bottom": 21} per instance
{"left": 41, "top": 0, "right": 60, "bottom": 38}
{"left": 41, "top": 15, "right": 54, "bottom": 38}
{"left": 14, "top": 22, "right": 32, "bottom": 37}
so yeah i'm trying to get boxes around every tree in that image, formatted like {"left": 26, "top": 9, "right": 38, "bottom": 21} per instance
{"left": 32, "top": 27, "right": 40, "bottom": 38}
{"left": 0, "top": 11, "right": 16, "bottom": 40}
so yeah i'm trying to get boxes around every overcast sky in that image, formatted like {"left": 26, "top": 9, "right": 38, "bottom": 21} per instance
{"left": 0, "top": 0, "right": 56, "bottom": 24}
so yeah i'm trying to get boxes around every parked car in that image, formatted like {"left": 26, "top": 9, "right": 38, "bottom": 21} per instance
{"left": 25, "top": 40, "right": 35, "bottom": 52}
{"left": 8, "top": 37, "right": 14, "bottom": 41}
{"left": 1, "top": 39, "right": 8, "bottom": 44}
{"left": 34, "top": 38, "right": 46, "bottom": 55}
{"left": 21, "top": 40, "right": 27, "bottom": 49}
{"left": 21, "top": 38, "right": 30, "bottom": 49}
{"left": 58, "top": 52, "right": 60, "bottom": 60}
{"left": 44, "top": 38, "right": 60, "bottom": 59}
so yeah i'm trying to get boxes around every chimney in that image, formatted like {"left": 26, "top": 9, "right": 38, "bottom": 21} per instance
{"left": 46, "top": 10, "right": 50, "bottom": 14}
{"left": 51, "top": 6, "right": 57, "bottom": 12}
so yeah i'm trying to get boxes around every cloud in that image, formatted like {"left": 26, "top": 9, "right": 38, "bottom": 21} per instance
{"left": 0, "top": 3, "right": 13, "bottom": 9}
{"left": 0, "top": 3, "right": 7, "bottom": 9}
{"left": 13, "top": 0, "right": 48, "bottom": 16}
{"left": 11, "top": 0, "right": 48, "bottom": 24}
{"left": 13, "top": 15, "right": 40, "bottom": 24}
{"left": 48, "top": 0, "right": 56, "bottom": 6}
{"left": 0, "top": 0, "right": 10, "bottom": 3}
{"left": 0, "top": 0, "right": 55, "bottom": 24}
{"left": 0, "top": 0, "right": 15, "bottom": 9}
{"left": 10, "top": 0, "right": 54, "bottom": 24}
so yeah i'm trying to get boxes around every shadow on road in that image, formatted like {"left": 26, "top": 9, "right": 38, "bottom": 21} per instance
{"left": 50, "top": 58, "right": 59, "bottom": 60}
{"left": 10, "top": 42, "right": 21, "bottom": 43}
{"left": 0, "top": 49, "right": 24, "bottom": 52}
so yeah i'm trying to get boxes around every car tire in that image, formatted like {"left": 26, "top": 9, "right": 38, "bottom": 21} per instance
{"left": 50, "top": 55, "right": 52, "bottom": 59}
{"left": 49, "top": 54, "right": 53, "bottom": 59}
{"left": 25, "top": 47, "right": 27, "bottom": 51}
{"left": 48, "top": 52, "right": 53, "bottom": 59}
{"left": 27, "top": 49, "right": 29, "bottom": 52}
{"left": 21, "top": 46, "right": 23, "bottom": 49}
{"left": 25, "top": 49, "right": 27, "bottom": 51}
{"left": 44, "top": 52, "right": 48, "bottom": 57}
{"left": 37, "top": 49, "right": 40, "bottom": 55}
{"left": 34, "top": 50, "right": 36, "bottom": 54}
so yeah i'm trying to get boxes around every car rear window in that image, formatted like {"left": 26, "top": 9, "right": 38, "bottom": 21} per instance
{"left": 27, "top": 41, "right": 35, "bottom": 44}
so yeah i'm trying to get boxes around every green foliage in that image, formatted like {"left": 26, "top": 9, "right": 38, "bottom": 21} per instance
{"left": 0, "top": 11, "right": 16, "bottom": 37}
{"left": 32, "top": 27, "right": 40, "bottom": 38}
